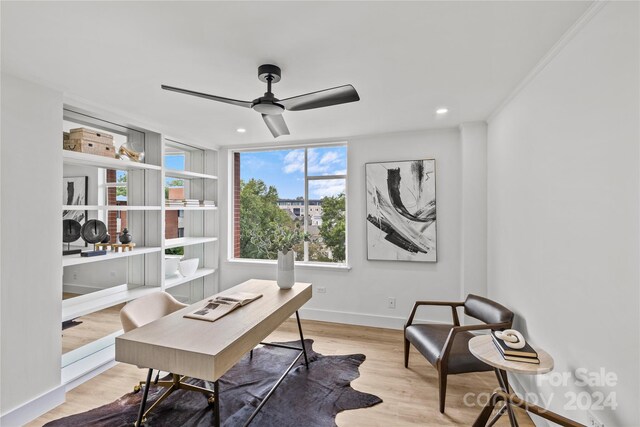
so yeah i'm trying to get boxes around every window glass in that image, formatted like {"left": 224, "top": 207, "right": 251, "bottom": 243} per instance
{"left": 234, "top": 145, "right": 347, "bottom": 264}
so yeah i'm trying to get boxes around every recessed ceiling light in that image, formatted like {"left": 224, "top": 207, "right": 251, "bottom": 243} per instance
{"left": 436, "top": 108, "right": 449, "bottom": 115}
{"left": 236, "top": 128, "right": 246, "bottom": 133}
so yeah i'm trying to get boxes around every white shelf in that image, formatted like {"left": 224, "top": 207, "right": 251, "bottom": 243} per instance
{"left": 63, "top": 246, "right": 162, "bottom": 267}
{"left": 165, "top": 205, "right": 218, "bottom": 211}
{"left": 165, "top": 236, "right": 218, "bottom": 249}
{"left": 164, "top": 268, "right": 216, "bottom": 290}
{"left": 61, "top": 344, "right": 116, "bottom": 389}
{"left": 63, "top": 205, "right": 161, "bottom": 211}
{"left": 62, "top": 285, "right": 160, "bottom": 321}
{"left": 63, "top": 150, "right": 161, "bottom": 171}
{"left": 165, "top": 169, "right": 218, "bottom": 180}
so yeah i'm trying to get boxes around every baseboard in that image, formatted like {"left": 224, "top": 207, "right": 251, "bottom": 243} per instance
{"left": 0, "top": 384, "right": 65, "bottom": 427}
{"left": 298, "top": 307, "right": 447, "bottom": 330}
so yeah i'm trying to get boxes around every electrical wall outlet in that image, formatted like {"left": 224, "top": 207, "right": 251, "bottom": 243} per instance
{"left": 387, "top": 297, "right": 396, "bottom": 309}
{"left": 316, "top": 286, "right": 326, "bottom": 294}
{"left": 587, "top": 412, "right": 604, "bottom": 427}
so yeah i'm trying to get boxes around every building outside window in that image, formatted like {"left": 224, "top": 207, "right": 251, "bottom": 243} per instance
{"left": 232, "top": 144, "right": 347, "bottom": 264}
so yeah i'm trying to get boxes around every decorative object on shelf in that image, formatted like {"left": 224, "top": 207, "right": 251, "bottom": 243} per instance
{"left": 366, "top": 159, "right": 437, "bottom": 262}
{"left": 63, "top": 176, "right": 88, "bottom": 247}
{"left": 117, "top": 143, "right": 145, "bottom": 163}
{"left": 165, "top": 255, "right": 183, "bottom": 278}
{"left": 64, "top": 128, "right": 116, "bottom": 158}
{"left": 179, "top": 258, "right": 199, "bottom": 277}
{"left": 250, "top": 223, "right": 307, "bottom": 289}
{"left": 101, "top": 232, "right": 111, "bottom": 244}
{"left": 80, "top": 219, "right": 108, "bottom": 257}
{"left": 119, "top": 227, "right": 132, "bottom": 244}
{"left": 62, "top": 219, "right": 82, "bottom": 255}
{"left": 111, "top": 243, "right": 136, "bottom": 253}
{"left": 162, "top": 64, "right": 360, "bottom": 139}
{"left": 494, "top": 329, "right": 526, "bottom": 350}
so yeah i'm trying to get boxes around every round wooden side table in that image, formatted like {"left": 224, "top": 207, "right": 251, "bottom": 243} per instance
{"left": 468, "top": 335, "right": 554, "bottom": 427}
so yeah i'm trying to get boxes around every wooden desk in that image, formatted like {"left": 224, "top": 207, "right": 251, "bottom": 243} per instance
{"left": 116, "top": 279, "right": 312, "bottom": 426}
{"left": 469, "top": 335, "right": 554, "bottom": 427}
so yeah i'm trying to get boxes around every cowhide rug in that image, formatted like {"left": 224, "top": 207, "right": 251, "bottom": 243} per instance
{"left": 46, "top": 339, "right": 382, "bottom": 427}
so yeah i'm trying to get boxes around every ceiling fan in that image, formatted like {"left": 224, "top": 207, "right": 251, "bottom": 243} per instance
{"left": 161, "top": 64, "right": 360, "bottom": 138}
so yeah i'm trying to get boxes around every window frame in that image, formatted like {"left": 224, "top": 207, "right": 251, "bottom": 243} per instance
{"left": 230, "top": 142, "right": 348, "bottom": 267}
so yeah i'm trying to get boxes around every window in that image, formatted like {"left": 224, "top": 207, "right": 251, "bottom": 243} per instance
{"left": 232, "top": 144, "right": 347, "bottom": 264}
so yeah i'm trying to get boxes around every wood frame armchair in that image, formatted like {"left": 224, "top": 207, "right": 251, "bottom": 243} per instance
{"left": 404, "top": 295, "right": 514, "bottom": 413}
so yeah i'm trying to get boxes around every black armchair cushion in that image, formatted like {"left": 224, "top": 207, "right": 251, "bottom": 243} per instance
{"left": 464, "top": 294, "right": 514, "bottom": 325}
{"left": 405, "top": 324, "right": 492, "bottom": 374}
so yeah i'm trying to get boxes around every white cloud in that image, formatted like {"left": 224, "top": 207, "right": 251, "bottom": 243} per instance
{"left": 309, "top": 179, "right": 345, "bottom": 198}
{"left": 319, "top": 151, "right": 339, "bottom": 165}
{"left": 283, "top": 148, "right": 346, "bottom": 176}
{"left": 282, "top": 150, "right": 305, "bottom": 174}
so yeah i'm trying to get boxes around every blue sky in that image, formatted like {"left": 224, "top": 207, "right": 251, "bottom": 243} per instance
{"left": 165, "top": 155, "right": 185, "bottom": 171}
{"left": 240, "top": 146, "right": 347, "bottom": 199}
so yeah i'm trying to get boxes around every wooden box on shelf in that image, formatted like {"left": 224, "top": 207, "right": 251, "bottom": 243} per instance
{"left": 64, "top": 127, "right": 116, "bottom": 158}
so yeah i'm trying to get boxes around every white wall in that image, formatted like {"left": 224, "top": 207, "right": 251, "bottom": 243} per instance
{"left": 219, "top": 128, "right": 482, "bottom": 328}
{"left": 487, "top": 3, "right": 639, "bottom": 426}
{"left": 1, "top": 74, "right": 64, "bottom": 419}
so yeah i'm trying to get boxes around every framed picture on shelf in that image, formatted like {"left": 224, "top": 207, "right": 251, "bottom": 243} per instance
{"left": 365, "top": 159, "right": 437, "bottom": 262}
{"left": 63, "top": 176, "right": 88, "bottom": 245}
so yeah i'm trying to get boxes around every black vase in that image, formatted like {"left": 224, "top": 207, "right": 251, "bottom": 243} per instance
{"left": 119, "top": 228, "right": 132, "bottom": 244}
{"left": 101, "top": 233, "right": 111, "bottom": 244}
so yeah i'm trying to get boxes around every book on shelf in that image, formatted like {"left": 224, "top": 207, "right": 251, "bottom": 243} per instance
{"left": 200, "top": 200, "right": 216, "bottom": 206}
{"left": 184, "top": 292, "right": 262, "bottom": 322}
{"left": 491, "top": 331, "right": 538, "bottom": 358}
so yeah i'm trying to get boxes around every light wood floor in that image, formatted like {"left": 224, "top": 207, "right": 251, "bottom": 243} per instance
{"left": 62, "top": 300, "right": 124, "bottom": 354}
{"left": 32, "top": 319, "right": 533, "bottom": 426}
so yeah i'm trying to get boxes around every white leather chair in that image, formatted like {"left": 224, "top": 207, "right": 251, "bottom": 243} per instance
{"left": 120, "top": 292, "right": 215, "bottom": 425}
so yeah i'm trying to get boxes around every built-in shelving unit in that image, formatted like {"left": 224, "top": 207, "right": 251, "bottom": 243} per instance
{"left": 163, "top": 138, "right": 219, "bottom": 304}
{"left": 165, "top": 205, "right": 217, "bottom": 211}
{"left": 63, "top": 150, "right": 161, "bottom": 171}
{"left": 63, "top": 205, "right": 161, "bottom": 211}
{"left": 165, "top": 169, "right": 218, "bottom": 180}
{"left": 62, "top": 246, "right": 162, "bottom": 267}
{"left": 62, "top": 285, "right": 160, "bottom": 321}
{"left": 165, "top": 236, "right": 218, "bottom": 249}
{"left": 165, "top": 268, "right": 216, "bottom": 290}
{"left": 60, "top": 108, "right": 219, "bottom": 390}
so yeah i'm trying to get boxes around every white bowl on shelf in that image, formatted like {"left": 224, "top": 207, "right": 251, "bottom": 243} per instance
{"left": 165, "top": 255, "right": 183, "bottom": 278}
{"left": 179, "top": 258, "right": 199, "bottom": 277}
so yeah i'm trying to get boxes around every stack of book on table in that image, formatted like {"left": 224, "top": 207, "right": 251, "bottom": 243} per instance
{"left": 200, "top": 200, "right": 216, "bottom": 207}
{"left": 491, "top": 331, "right": 540, "bottom": 364}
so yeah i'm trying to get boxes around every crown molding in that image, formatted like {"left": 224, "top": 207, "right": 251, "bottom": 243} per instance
{"left": 487, "top": 1, "right": 608, "bottom": 123}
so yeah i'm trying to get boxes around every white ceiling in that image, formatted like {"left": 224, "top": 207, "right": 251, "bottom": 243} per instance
{"left": 1, "top": 1, "right": 591, "bottom": 148}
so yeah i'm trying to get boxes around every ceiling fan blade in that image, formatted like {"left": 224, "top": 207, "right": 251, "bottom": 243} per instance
{"left": 262, "top": 114, "right": 290, "bottom": 138}
{"left": 279, "top": 84, "right": 360, "bottom": 111}
{"left": 161, "top": 85, "right": 252, "bottom": 108}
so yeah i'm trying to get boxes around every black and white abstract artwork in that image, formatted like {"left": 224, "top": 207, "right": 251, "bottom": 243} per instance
{"left": 63, "top": 176, "right": 88, "bottom": 243}
{"left": 366, "top": 159, "right": 437, "bottom": 262}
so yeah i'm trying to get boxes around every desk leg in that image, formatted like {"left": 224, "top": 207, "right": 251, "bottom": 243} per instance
{"left": 135, "top": 368, "right": 153, "bottom": 427}
{"left": 495, "top": 369, "right": 519, "bottom": 427}
{"left": 295, "top": 311, "right": 309, "bottom": 368}
{"left": 213, "top": 380, "right": 220, "bottom": 427}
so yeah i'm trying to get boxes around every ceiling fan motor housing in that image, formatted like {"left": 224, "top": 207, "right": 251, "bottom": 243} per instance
{"left": 258, "top": 64, "right": 281, "bottom": 83}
